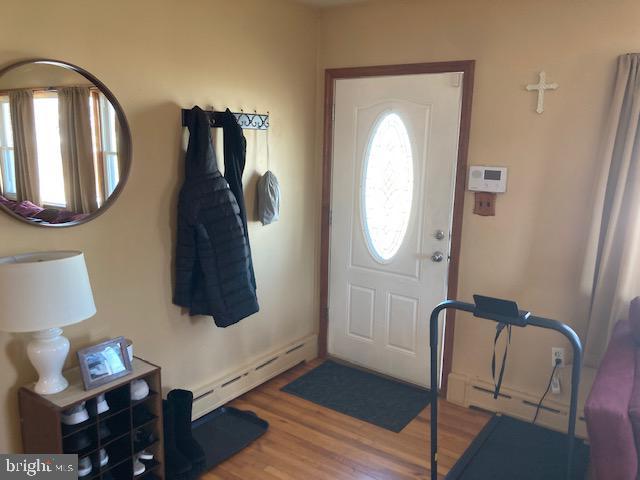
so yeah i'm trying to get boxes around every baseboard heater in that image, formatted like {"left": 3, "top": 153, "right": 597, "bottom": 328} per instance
{"left": 466, "top": 378, "right": 588, "bottom": 439}
{"left": 471, "top": 385, "right": 512, "bottom": 400}
{"left": 190, "top": 334, "right": 317, "bottom": 420}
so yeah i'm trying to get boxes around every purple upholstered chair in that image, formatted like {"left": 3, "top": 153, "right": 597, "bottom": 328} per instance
{"left": 585, "top": 297, "right": 640, "bottom": 480}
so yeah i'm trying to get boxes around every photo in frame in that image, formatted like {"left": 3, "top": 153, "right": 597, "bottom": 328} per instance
{"left": 77, "top": 336, "right": 132, "bottom": 390}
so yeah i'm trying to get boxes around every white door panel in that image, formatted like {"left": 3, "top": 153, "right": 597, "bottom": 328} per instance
{"left": 329, "top": 73, "right": 463, "bottom": 387}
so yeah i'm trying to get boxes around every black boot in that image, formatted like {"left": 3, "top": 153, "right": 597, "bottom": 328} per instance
{"left": 168, "top": 389, "right": 206, "bottom": 479}
{"left": 162, "top": 399, "right": 192, "bottom": 480}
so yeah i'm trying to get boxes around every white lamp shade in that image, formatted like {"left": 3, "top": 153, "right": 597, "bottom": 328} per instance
{"left": 0, "top": 251, "right": 96, "bottom": 332}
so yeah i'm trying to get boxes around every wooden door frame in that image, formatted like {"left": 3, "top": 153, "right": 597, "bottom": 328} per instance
{"left": 319, "top": 60, "right": 475, "bottom": 396}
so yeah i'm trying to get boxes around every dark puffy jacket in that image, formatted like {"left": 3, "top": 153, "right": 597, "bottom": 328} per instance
{"left": 173, "top": 107, "right": 259, "bottom": 327}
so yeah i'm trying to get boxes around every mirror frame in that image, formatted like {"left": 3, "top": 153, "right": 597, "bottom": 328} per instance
{"left": 0, "top": 58, "right": 132, "bottom": 228}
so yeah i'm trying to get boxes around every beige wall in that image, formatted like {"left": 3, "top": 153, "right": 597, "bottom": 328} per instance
{"left": 319, "top": 0, "right": 639, "bottom": 405}
{"left": 3, "top": 0, "right": 638, "bottom": 454}
{"left": 0, "top": 0, "right": 319, "bottom": 452}
{"left": 0, "top": 64, "right": 92, "bottom": 90}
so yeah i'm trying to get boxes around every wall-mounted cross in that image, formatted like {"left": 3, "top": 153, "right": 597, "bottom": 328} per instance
{"left": 526, "top": 71, "right": 558, "bottom": 114}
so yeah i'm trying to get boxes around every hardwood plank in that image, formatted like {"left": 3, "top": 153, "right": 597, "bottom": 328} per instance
{"left": 201, "top": 360, "right": 490, "bottom": 480}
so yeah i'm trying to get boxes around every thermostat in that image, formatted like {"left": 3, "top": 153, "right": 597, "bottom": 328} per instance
{"left": 468, "top": 166, "right": 508, "bottom": 193}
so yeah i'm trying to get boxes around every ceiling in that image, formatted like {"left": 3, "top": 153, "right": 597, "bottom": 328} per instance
{"left": 293, "top": 0, "right": 370, "bottom": 7}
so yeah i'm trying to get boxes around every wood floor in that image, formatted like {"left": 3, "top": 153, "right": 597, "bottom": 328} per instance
{"left": 202, "top": 359, "right": 491, "bottom": 480}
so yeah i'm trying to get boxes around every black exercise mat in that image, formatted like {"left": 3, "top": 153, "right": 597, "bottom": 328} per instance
{"left": 192, "top": 406, "right": 269, "bottom": 470}
{"left": 446, "top": 415, "right": 590, "bottom": 479}
{"left": 281, "top": 360, "right": 430, "bottom": 432}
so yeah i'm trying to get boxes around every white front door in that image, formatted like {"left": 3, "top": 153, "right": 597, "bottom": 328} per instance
{"left": 328, "top": 73, "right": 463, "bottom": 387}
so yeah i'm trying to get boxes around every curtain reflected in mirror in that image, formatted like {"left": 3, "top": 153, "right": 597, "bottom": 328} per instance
{"left": 0, "top": 60, "right": 130, "bottom": 226}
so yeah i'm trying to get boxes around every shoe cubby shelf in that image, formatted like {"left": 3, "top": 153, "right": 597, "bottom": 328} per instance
{"left": 19, "top": 357, "right": 165, "bottom": 480}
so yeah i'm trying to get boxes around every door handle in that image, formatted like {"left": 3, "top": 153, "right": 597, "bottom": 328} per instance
{"left": 417, "top": 251, "right": 447, "bottom": 262}
{"left": 431, "top": 251, "right": 445, "bottom": 263}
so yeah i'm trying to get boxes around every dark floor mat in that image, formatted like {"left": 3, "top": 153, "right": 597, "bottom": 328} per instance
{"left": 446, "top": 415, "right": 590, "bottom": 479}
{"left": 192, "top": 406, "right": 269, "bottom": 470}
{"left": 281, "top": 360, "right": 430, "bottom": 432}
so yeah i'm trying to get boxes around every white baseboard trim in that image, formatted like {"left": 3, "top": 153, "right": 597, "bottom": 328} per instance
{"left": 447, "top": 372, "right": 588, "bottom": 439}
{"left": 189, "top": 334, "right": 318, "bottom": 420}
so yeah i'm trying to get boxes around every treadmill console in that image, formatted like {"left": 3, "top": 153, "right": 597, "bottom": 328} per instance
{"left": 473, "top": 295, "right": 531, "bottom": 327}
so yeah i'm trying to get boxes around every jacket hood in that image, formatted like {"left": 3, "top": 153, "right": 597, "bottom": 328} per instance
{"left": 185, "top": 106, "right": 218, "bottom": 178}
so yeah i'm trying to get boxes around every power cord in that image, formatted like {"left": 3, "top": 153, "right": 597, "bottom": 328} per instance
{"left": 532, "top": 358, "right": 561, "bottom": 424}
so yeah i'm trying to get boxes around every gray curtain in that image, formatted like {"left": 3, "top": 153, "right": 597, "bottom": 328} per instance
{"left": 115, "top": 113, "right": 126, "bottom": 188}
{"left": 0, "top": 159, "right": 4, "bottom": 196}
{"left": 584, "top": 53, "right": 640, "bottom": 366}
{"left": 9, "top": 89, "right": 40, "bottom": 205}
{"left": 58, "top": 86, "right": 97, "bottom": 213}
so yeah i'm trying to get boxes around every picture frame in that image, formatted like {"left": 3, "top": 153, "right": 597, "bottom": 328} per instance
{"left": 77, "top": 336, "right": 132, "bottom": 390}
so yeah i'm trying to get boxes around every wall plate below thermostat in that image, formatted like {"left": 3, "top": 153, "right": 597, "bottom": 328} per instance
{"left": 468, "top": 166, "right": 508, "bottom": 193}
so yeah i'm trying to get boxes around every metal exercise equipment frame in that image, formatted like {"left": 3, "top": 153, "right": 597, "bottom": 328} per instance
{"left": 429, "top": 296, "right": 583, "bottom": 480}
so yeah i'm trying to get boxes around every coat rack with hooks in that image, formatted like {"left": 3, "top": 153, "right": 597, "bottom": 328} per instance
{"left": 181, "top": 108, "right": 270, "bottom": 130}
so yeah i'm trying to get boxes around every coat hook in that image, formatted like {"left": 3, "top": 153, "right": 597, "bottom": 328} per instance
{"left": 181, "top": 107, "right": 270, "bottom": 130}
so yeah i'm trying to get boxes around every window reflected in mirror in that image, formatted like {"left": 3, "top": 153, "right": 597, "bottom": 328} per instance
{"left": 0, "top": 98, "right": 15, "bottom": 198}
{"left": 0, "top": 60, "right": 130, "bottom": 227}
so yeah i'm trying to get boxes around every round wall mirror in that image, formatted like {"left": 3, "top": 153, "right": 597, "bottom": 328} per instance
{"left": 0, "top": 59, "right": 131, "bottom": 227}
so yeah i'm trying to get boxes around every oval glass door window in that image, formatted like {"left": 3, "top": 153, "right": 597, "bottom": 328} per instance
{"left": 362, "top": 112, "right": 414, "bottom": 262}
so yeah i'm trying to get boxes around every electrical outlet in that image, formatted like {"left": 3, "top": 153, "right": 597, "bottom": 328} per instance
{"left": 552, "top": 347, "right": 565, "bottom": 367}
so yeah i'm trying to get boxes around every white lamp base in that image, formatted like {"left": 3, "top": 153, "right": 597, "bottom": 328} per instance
{"left": 27, "top": 328, "right": 70, "bottom": 395}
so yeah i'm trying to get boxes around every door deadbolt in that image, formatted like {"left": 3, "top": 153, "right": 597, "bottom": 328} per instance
{"left": 434, "top": 230, "right": 446, "bottom": 240}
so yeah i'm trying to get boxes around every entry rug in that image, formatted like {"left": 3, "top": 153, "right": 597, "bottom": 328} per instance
{"left": 281, "top": 360, "right": 430, "bottom": 432}
{"left": 445, "top": 415, "right": 590, "bottom": 479}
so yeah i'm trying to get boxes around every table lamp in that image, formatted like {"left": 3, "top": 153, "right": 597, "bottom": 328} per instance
{"left": 0, "top": 251, "right": 96, "bottom": 394}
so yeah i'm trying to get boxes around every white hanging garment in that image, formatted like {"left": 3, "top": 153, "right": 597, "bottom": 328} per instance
{"left": 257, "top": 126, "right": 280, "bottom": 225}
{"left": 258, "top": 170, "right": 280, "bottom": 225}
